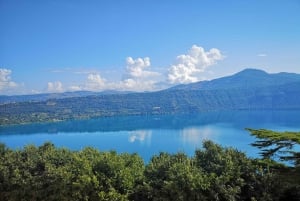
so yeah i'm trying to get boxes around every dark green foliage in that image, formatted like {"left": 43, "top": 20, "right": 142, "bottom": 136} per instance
{"left": 0, "top": 143, "right": 144, "bottom": 201}
{"left": 247, "top": 128, "right": 300, "bottom": 166}
{"left": 0, "top": 140, "right": 298, "bottom": 200}
{"left": 248, "top": 129, "right": 300, "bottom": 200}
{"left": 279, "top": 185, "right": 300, "bottom": 201}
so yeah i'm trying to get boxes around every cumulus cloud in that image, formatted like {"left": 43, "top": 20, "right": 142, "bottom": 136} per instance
{"left": 61, "top": 46, "right": 224, "bottom": 93}
{"left": 121, "top": 57, "right": 161, "bottom": 91}
{"left": 69, "top": 73, "right": 109, "bottom": 92}
{"left": 0, "top": 68, "right": 18, "bottom": 91}
{"left": 47, "top": 81, "right": 63, "bottom": 93}
{"left": 85, "top": 73, "right": 106, "bottom": 90}
{"left": 168, "top": 45, "right": 224, "bottom": 84}
{"left": 125, "top": 57, "right": 159, "bottom": 78}
{"left": 67, "top": 57, "right": 161, "bottom": 92}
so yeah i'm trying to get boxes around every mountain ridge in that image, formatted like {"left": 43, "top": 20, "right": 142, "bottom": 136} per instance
{"left": 1, "top": 68, "right": 300, "bottom": 125}
{"left": 169, "top": 68, "right": 300, "bottom": 91}
{"left": 2, "top": 68, "right": 300, "bottom": 104}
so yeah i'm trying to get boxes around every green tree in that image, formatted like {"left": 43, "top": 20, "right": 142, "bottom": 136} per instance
{"left": 247, "top": 128, "right": 300, "bottom": 165}
{"left": 195, "top": 141, "right": 281, "bottom": 201}
{"left": 0, "top": 140, "right": 296, "bottom": 201}
{"left": 141, "top": 152, "right": 211, "bottom": 201}
{"left": 248, "top": 128, "right": 300, "bottom": 200}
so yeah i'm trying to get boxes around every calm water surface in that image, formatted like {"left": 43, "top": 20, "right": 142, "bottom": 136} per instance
{"left": 1, "top": 110, "right": 300, "bottom": 162}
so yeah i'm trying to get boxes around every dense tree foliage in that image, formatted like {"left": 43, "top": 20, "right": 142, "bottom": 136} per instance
{"left": 247, "top": 128, "right": 300, "bottom": 166}
{"left": 0, "top": 140, "right": 299, "bottom": 201}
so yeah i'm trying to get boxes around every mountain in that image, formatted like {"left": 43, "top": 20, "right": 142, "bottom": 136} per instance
{"left": 169, "top": 68, "right": 300, "bottom": 91}
{"left": 1, "top": 68, "right": 300, "bottom": 125}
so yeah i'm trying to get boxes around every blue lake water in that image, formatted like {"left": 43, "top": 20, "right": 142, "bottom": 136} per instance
{"left": 0, "top": 110, "right": 300, "bottom": 162}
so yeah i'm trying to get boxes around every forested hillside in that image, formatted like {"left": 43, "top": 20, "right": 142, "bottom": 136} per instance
{"left": 1, "top": 69, "right": 300, "bottom": 125}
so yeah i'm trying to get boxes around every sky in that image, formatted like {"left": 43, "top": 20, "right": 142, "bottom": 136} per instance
{"left": 1, "top": 0, "right": 300, "bottom": 95}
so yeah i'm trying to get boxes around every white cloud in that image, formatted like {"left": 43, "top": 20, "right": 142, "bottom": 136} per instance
{"left": 74, "top": 70, "right": 100, "bottom": 75}
{"left": 0, "top": 68, "right": 18, "bottom": 91}
{"left": 120, "top": 78, "right": 158, "bottom": 91}
{"left": 49, "top": 68, "right": 99, "bottom": 75}
{"left": 68, "top": 85, "right": 82, "bottom": 91}
{"left": 85, "top": 73, "right": 106, "bottom": 90}
{"left": 168, "top": 45, "right": 224, "bottom": 84}
{"left": 68, "top": 57, "right": 162, "bottom": 92}
{"left": 121, "top": 57, "right": 161, "bottom": 91}
{"left": 47, "top": 81, "right": 63, "bottom": 93}
{"left": 50, "top": 70, "right": 65, "bottom": 73}
{"left": 48, "top": 46, "right": 224, "bottom": 93}
{"left": 257, "top": 54, "right": 267, "bottom": 57}
{"left": 125, "top": 57, "right": 159, "bottom": 78}
{"left": 69, "top": 73, "right": 108, "bottom": 92}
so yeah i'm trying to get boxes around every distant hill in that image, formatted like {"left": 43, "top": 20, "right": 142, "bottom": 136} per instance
{"left": 0, "top": 90, "right": 132, "bottom": 104}
{"left": 169, "top": 68, "right": 300, "bottom": 91}
{"left": 1, "top": 68, "right": 300, "bottom": 125}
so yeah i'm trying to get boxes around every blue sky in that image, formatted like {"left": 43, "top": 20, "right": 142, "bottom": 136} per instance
{"left": 1, "top": 0, "right": 300, "bottom": 95}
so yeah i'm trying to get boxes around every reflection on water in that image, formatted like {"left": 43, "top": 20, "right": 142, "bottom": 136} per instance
{"left": 1, "top": 110, "right": 300, "bottom": 135}
{"left": 128, "top": 130, "right": 152, "bottom": 146}
{"left": 0, "top": 110, "right": 299, "bottom": 162}
{"left": 181, "top": 126, "right": 219, "bottom": 148}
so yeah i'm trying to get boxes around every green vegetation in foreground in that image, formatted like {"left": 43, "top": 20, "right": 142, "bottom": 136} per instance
{"left": 1, "top": 138, "right": 300, "bottom": 201}
{"left": 248, "top": 128, "right": 300, "bottom": 166}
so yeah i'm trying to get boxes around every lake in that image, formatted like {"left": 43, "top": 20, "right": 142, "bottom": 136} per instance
{"left": 0, "top": 110, "right": 300, "bottom": 162}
